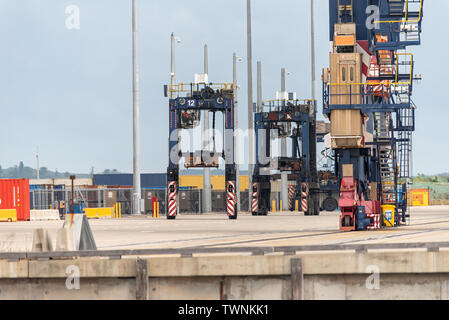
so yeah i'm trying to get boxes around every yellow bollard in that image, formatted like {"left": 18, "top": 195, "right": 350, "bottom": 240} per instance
{"left": 280, "top": 200, "right": 283, "bottom": 212}
{"left": 295, "top": 200, "right": 299, "bottom": 212}
{"left": 153, "top": 202, "right": 156, "bottom": 218}
{"left": 157, "top": 202, "right": 160, "bottom": 218}
{"left": 272, "top": 200, "right": 276, "bottom": 213}
{"left": 119, "top": 202, "right": 122, "bottom": 219}
{"left": 113, "top": 204, "right": 116, "bottom": 218}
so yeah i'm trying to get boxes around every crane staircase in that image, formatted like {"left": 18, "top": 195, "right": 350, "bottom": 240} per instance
{"left": 388, "top": 0, "right": 404, "bottom": 16}
{"left": 397, "top": 103, "right": 414, "bottom": 177}
{"left": 375, "top": 113, "right": 398, "bottom": 209}
{"left": 373, "top": 0, "right": 423, "bottom": 51}
{"left": 399, "top": 0, "right": 422, "bottom": 43}
{"left": 77, "top": 189, "right": 89, "bottom": 209}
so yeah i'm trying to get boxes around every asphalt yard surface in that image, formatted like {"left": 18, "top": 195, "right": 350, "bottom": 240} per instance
{"left": 0, "top": 206, "right": 448, "bottom": 252}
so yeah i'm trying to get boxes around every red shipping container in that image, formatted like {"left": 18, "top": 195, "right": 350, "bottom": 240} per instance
{"left": 0, "top": 179, "right": 30, "bottom": 221}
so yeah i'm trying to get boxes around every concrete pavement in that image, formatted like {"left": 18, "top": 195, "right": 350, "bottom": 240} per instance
{"left": 0, "top": 206, "right": 448, "bottom": 252}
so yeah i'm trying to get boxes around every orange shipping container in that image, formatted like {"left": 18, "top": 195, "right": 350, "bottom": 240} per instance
{"left": 0, "top": 179, "right": 30, "bottom": 221}
{"left": 410, "top": 189, "right": 430, "bottom": 207}
{"left": 179, "top": 175, "right": 249, "bottom": 191}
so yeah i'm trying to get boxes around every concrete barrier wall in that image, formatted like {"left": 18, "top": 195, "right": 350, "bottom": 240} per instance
{"left": 30, "top": 210, "right": 60, "bottom": 221}
{"left": 2, "top": 250, "right": 449, "bottom": 300}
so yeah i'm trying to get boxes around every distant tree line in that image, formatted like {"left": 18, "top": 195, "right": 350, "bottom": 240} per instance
{"left": 0, "top": 162, "right": 121, "bottom": 179}
{"left": 414, "top": 174, "right": 449, "bottom": 184}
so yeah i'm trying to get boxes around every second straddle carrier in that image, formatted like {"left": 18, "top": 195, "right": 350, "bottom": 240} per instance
{"left": 165, "top": 79, "right": 238, "bottom": 220}
{"left": 252, "top": 98, "right": 321, "bottom": 216}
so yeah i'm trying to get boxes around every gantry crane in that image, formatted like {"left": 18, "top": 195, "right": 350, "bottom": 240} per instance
{"left": 322, "top": 0, "right": 424, "bottom": 231}
{"left": 251, "top": 99, "right": 321, "bottom": 216}
{"left": 165, "top": 78, "right": 238, "bottom": 219}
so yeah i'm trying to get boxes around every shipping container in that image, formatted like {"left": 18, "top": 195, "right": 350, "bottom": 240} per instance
{"left": 93, "top": 173, "right": 167, "bottom": 189}
{"left": 0, "top": 179, "right": 30, "bottom": 221}
{"left": 179, "top": 175, "right": 249, "bottom": 191}
{"left": 93, "top": 173, "right": 250, "bottom": 191}
{"left": 410, "top": 189, "right": 430, "bottom": 207}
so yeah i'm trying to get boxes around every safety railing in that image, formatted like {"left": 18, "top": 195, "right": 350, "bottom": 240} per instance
{"left": 375, "top": 0, "right": 423, "bottom": 24}
{"left": 260, "top": 99, "right": 314, "bottom": 113}
{"left": 2, "top": 241, "right": 447, "bottom": 260}
{"left": 395, "top": 53, "right": 413, "bottom": 84}
{"left": 322, "top": 83, "right": 412, "bottom": 110}
{"left": 370, "top": 0, "right": 423, "bottom": 49}
{"left": 168, "top": 83, "right": 234, "bottom": 99}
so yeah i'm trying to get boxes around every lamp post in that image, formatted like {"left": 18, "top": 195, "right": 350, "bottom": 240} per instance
{"left": 246, "top": 0, "right": 255, "bottom": 212}
{"left": 203, "top": 44, "right": 212, "bottom": 213}
{"left": 132, "top": 0, "right": 141, "bottom": 215}
{"left": 310, "top": 0, "right": 316, "bottom": 101}
{"left": 170, "top": 33, "right": 182, "bottom": 99}
{"left": 257, "top": 62, "right": 262, "bottom": 113}
{"left": 233, "top": 53, "right": 243, "bottom": 211}
{"left": 280, "top": 68, "right": 291, "bottom": 211}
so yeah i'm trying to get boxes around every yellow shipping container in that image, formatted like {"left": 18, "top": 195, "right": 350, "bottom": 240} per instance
{"left": 179, "top": 175, "right": 203, "bottom": 189}
{"left": 410, "top": 189, "right": 430, "bottom": 207}
{"left": 85, "top": 208, "right": 114, "bottom": 219}
{"left": 179, "top": 175, "right": 249, "bottom": 191}
{"left": 0, "top": 209, "right": 17, "bottom": 222}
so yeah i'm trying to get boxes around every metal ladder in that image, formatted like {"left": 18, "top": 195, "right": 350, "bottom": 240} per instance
{"left": 375, "top": 112, "right": 397, "bottom": 205}
{"left": 379, "top": 146, "right": 397, "bottom": 205}
{"left": 398, "top": 131, "right": 412, "bottom": 182}
{"left": 400, "top": 0, "right": 422, "bottom": 43}
{"left": 388, "top": 0, "right": 405, "bottom": 16}
{"left": 396, "top": 97, "right": 414, "bottom": 183}
{"left": 77, "top": 189, "right": 89, "bottom": 209}
{"left": 374, "top": 112, "right": 390, "bottom": 141}
{"left": 337, "top": 0, "right": 353, "bottom": 23}
{"left": 397, "top": 102, "right": 414, "bottom": 225}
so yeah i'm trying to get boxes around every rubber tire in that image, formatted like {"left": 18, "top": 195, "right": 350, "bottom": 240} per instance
{"left": 228, "top": 213, "right": 238, "bottom": 220}
{"left": 323, "top": 197, "right": 338, "bottom": 212}
{"left": 167, "top": 215, "right": 176, "bottom": 220}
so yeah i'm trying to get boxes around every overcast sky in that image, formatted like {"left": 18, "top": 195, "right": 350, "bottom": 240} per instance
{"left": 0, "top": 0, "right": 446, "bottom": 175}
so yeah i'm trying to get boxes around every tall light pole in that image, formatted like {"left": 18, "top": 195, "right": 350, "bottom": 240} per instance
{"left": 203, "top": 44, "right": 212, "bottom": 213}
{"left": 310, "top": 0, "right": 316, "bottom": 101}
{"left": 257, "top": 61, "right": 262, "bottom": 113}
{"left": 281, "top": 68, "right": 288, "bottom": 211}
{"left": 132, "top": 0, "right": 141, "bottom": 215}
{"left": 170, "top": 33, "right": 181, "bottom": 98}
{"left": 246, "top": 0, "right": 254, "bottom": 212}
{"left": 233, "top": 53, "right": 243, "bottom": 211}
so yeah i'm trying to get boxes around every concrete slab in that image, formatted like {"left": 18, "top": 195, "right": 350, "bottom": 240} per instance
{"left": 0, "top": 206, "right": 448, "bottom": 252}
